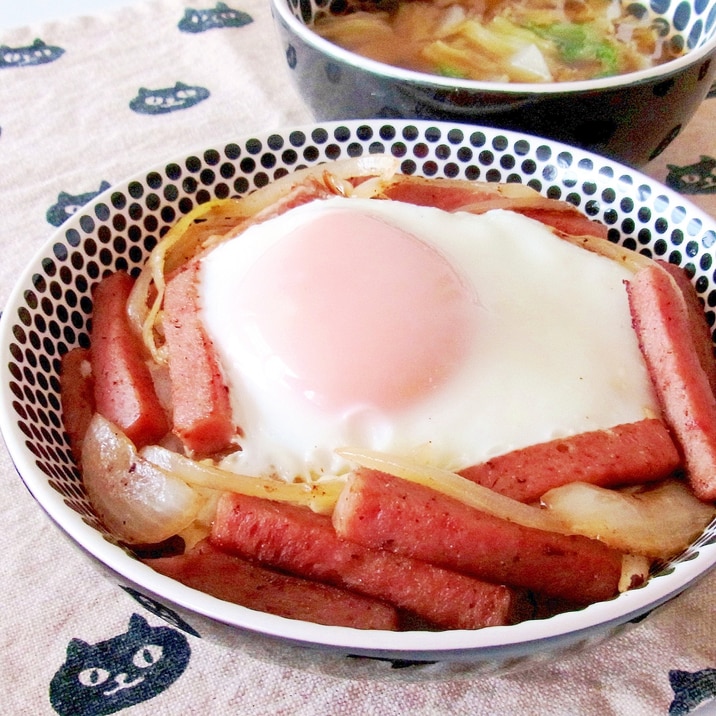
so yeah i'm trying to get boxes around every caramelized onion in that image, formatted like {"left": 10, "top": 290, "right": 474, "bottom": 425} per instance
{"left": 541, "top": 480, "right": 716, "bottom": 559}
{"left": 141, "top": 445, "right": 344, "bottom": 515}
{"left": 82, "top": 414, "right": 203, "bottom": 544}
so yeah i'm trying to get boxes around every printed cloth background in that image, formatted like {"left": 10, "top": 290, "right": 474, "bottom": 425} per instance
{"left": 1, "top": 1, "right": 716, "bottom": 714}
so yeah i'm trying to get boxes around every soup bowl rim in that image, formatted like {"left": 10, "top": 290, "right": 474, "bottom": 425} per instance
{"left": 271, "top": 0, "right": 716, "bottom": 95}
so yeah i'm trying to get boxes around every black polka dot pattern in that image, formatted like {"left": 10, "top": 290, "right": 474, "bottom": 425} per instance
{"left": 3, "top": 119, "right": 715, "bottom": 608}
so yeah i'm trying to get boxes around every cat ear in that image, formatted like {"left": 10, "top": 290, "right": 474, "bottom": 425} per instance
{"left": 98, "top": 181, "right": 111, "bottom": 192}
{"left": 174, "top": 82, "right": 190, "bottom": 90}
{"left": 31, "top": 39, "right": 47, "bottom": 48}
{"left": 65, "top": 638, "right": 92, "bottom": 664}
{"left": 128, "top": 613, "right": 152, "bottom": 637}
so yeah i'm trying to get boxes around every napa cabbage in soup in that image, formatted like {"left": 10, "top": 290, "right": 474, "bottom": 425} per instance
{"left": 313, "top": 0, "right": 685, "bottom": 83}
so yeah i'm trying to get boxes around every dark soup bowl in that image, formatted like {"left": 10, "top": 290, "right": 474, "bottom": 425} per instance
{"left": 270, "top": 0, "right": 716, "bottom": 166}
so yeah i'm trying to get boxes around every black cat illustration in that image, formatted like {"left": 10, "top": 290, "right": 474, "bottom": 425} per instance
{"left": 129, "top": 82, "right": 210, "bottom": 115}
{"left": 666, "top": 155, "right": 716, "bottom": 195}
{"left": 46, "top": 181, "right": 111, "bottom": 227}
{"left": 178, "top": 2, "right": 253, "bottom": 32}
{"left": 49, "top": 613, "right": 191, "bottom": 716}
{"left": 669, "top": 667, "right": 716, "bottom": 715}
{"left": 0, "top": 39, "right": 64, "bottom": 68}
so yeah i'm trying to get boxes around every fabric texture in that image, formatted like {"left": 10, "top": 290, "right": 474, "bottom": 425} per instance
{"left": 1, "top": 1, "right": 716, "bottom": 714}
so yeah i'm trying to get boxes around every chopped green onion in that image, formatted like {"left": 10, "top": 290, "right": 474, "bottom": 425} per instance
{"left": 528, "top": 22, "right": 621, "bottom": 77}
{"left": 436, "top": 64, "right": 469, "bottom": 78}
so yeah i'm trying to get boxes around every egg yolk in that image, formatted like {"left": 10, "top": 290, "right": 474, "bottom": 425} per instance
{"left": 231, "top": 209, "right": 478, "bottom": 414}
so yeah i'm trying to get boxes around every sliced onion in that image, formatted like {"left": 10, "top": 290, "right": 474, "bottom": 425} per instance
{"left": 140, "top": 444, "right": 344, "bottom": 515}
{"left": 231, "top": 154, "right": 400, "bottom": 217}
{"left": 541, "top": 480, "right": 716, "bottom": 559}
{"left": 81, "top": 414, "right": 203, "bottom": 544}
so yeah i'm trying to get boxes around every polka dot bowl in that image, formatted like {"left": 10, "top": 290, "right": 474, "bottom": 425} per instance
{"left": 2, "top": 120, "right": 716, "bottom": 680}
{"left": 271, "top": 0, "right": 716, "bottom": 167}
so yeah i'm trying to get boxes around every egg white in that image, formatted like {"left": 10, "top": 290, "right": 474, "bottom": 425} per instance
{"left": 198, "top": 196, "right": 658, "bottom": 482}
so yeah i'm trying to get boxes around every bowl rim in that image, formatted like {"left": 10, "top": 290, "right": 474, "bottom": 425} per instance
{"left": 3, "top": 118, "right": 716, "bottom": 661}
{"left": 271, "top": 0, "right": 716, "bottom": 95}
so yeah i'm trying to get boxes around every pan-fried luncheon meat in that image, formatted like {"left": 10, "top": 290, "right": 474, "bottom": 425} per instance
{"left": 211, "top": 491, "right": 529, "bottom": 630}
{"left": 148, "top": 538, "right": 400, "bottom": 630}
{"left": 163, "top": 261, "right": 235, "bottom": 456}
{"left": 627, "top": 263, "right": 716, "bottom": 501}
{"left": 89, "top": 271, "right": 168, "bottom": 448}
{"left": 332, "top": 469, "right": 628, "bottom": 605}
{"left": 61, "top": 158, "right": 716, "bottom": 631}
{"left": 458, "top": 419, "right": 680, "bottom": 503}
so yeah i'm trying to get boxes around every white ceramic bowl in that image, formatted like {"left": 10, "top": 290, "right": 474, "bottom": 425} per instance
{"left": 3, "top": 119, "right": 716, "bottom": 680}
{"left": 270, "top": 0, "right": 716, "bottom": 166}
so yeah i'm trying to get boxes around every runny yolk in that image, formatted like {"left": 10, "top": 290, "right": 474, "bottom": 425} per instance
{"left": 233, "top": 209, "right": 479, "bottom": 413}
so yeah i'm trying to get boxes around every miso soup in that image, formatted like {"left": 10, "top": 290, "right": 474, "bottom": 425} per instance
{"left": 314, "top": 0, "right": 685, "bottom": 83}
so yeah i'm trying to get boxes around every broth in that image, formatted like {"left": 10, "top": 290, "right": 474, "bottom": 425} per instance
{"left": 313, "top": 0, "right": 685, "bottom": 83}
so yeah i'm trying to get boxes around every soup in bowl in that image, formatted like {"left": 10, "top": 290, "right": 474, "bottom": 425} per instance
{"left": 313, "top": 0, "right": 685, "bottom": 84}
{"left": 270, "top": 0, "right": 716, "bottom": 165}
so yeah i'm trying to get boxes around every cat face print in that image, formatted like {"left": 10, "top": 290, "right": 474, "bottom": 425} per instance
{"left": 49, "top": 614, "right": 191, "bottom": 716}
{"left": 178, "top": 2, "right": 253, "bottom": 33}
{"left": 0, "top": 39, "right": 64, "bottom": 68}
{"left": 46, "top": 182, "right": 111, "bottom": 227}
{"left": 129, "top": 82, "right": 210, "bottom": 115}
{"left": 666, "top": 156, "right": 716, "bottom": 195}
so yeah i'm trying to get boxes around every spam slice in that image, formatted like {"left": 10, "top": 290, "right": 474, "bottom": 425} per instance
{"left": 147, "top": 538, "right": 399, "bottom": 630}
{"left": 333, "top": 469, "right": 627, "bottom": 605}
{"left": 90, "top": 271, "right": 168, "bottom": 448}
{"left": 210, "top": 491, "right": 530, "bottom": 630}
{"left": 378, "top": 174, "right": 609, "bottom": 238}
{"left": 627, "top": 263, "right": 716, "bottom": 501}
{"left": 458, "top": 418, "right": 680, "bottom": 503}
{"left": 656, "top": 260, "right": 716, "bottom": 395}
{"left": 163, "top": 261, "right": 235, "bottom": 456}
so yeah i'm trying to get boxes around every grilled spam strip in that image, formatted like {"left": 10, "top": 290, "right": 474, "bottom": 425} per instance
{"left": 458, "top": 418, "right": 681, "bottom": 503}
{"left": 627, "top": 264, "right": 716, "bottom": 501}
{"left": 333, "top": 469, "right": 626, "bottom": 605}
{"left": 90, "top": 271, "right": 168, "bottom": 448}
{"left": 377, "top": 174, "right": 609, "bottom": 239}
{"left": 656, "top": 260, "right": 716, "bottom": 395}
{"left": 147, "top": 538, "right": 400, "bottom": 630}
{"left": 210, "top": 492, "right": 530, "bottom": 630}
{"left": 163, "top": 261, "right": 235, "bottom": 456}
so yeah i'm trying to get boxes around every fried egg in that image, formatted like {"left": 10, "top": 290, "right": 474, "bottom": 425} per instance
{"left": 198, "top": 196, "right": 658, "bottom": 482}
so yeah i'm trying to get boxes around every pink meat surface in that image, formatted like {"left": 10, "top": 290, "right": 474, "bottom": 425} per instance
{"left": 458, "top": 418, "right": 680, "bottom": 503}
{"left": 148, "top": 538, "right": 399, "bottom": 630}
{"left": 90, "top": 271, "right": 169, "bottom": 448}
{"left": 211, "top": 492, "right": 529, "bottom": 630}
{"left": 627, "top": 263, "right": 716, "bottom": 501}
{"left": 656, "top": 260, "right": 716, "bottom": 395}
{"left": 163, "top": 261, "right": 235, "bottom": 456}
{"left": 333, "top": 469, "right": 625, "bottom": 605}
